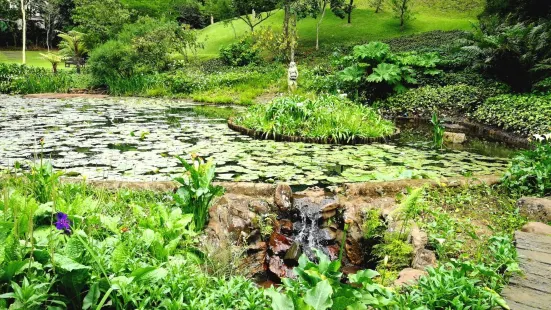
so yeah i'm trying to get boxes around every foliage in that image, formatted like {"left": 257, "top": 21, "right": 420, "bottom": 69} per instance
{"left": 193, "top": 106, "right": 237, "bottom": 120}
{"left": 58, "top": 31, "right": 89, "bottom": 73}
{"left": 234, "top": 95, "right": 396, "bottom": 142}
{"left": 461, "top": 21, "right": 551, "bottom": 91}
{"left": 265, "top": 250, "right": 395, "bottom": 310}
{"left": 88, "top": 17, "right": 203, "bottom": 84}
{"left": 389, "top": 0, "right": 414, "bottom": 28}
{"left": 363, "top": 209, "right": 385, "bottom": 240}
{"left": 431, "top": 112, "right": 444, "bottom": 149}
{"left": 474, "top": 93, "right": 551, "bottom": 135}
{"left": 0, "top": 163, "right": 268, "bottom": 309}
{"left": 378, "top": 83, "right": 505, "bottom": 117}
{"left": 230, "top": 0, "right": 279, "bottom": 32}
{"left": 173, "top": 156, "right": 225, "bottom": 231}
{"left": 72, "top": 0, "right": 131, "bottom": 47}
{"left": 502, "top": 137, "right": 551, "bottom": 197}
{"left": 0, "top": 63, "right": 71, "bottom": 94}
{"left": 39, "top": 53, "right": 62, "bottom": 74}
{"left": 396, "top": 235, "right": 519, "bottom": 309}
{"left": 337, "top": 41, "right": 441, "bottom": 100}
{"left": 220, "top": 39, "right": 261, "bottom": 67}
{"left": 373, "top": 232, "right": 414, "bottom": 270}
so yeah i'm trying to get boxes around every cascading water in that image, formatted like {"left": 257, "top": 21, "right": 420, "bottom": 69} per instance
{"left": 293, "top": 194, "right": 339, "bottom": 259}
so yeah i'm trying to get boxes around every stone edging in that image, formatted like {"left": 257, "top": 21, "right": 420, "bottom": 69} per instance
{"left": 228, "top": 118, "right": 401, "bottom": 145}
{"left": 394, "top": 117, "right": 530, "bottom": 148}
{"left": 58, "top": 175, "right": 501, "bottom": 198}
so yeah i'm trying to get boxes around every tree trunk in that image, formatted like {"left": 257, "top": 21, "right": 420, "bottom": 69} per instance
{"left": 52, "top": 63, "right": 57, "bottom": 74}
{"left": 316, "top": 2, "right": 327, "bottom": 51}
{"left": 210, "top": 15, "right": 214, "bottom": 25}
{"left": 375, "top": 0, "right": 381, "bottom": 13}
{"left": 284, "top": 2, "right": 290, "bottom": 59}
{"left": 347, "top": 0, "right": 354, "bottom": 24}
{"left": 20, "top": 0, "right": 26, "bottom": 64}
{"left": 290, "top": 13, "right": 297, "bottom": 63}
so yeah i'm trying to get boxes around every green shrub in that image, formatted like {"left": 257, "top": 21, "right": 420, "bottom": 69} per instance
{"left": 378, "top": 84, "right": 494, "bottom": 117}
{"left": 220, "top": 39, "right": 261, "bottom": 67}
{"left": 234, "top": 95, "right": 396, "bottom": 143}
{"left": 88, "top": 40, "right": 137, "bottom": 81}
{"left": 502, "top": 139, "right": 551, "bottom": 197}
{"left": 337, "top": 41, "right": 441, "bottom": 100}
{"left": 0, "top": 64, "right": 72, "bottom": 94}
{"left": 474, "top": 94, "right": 551, "bottom": 135}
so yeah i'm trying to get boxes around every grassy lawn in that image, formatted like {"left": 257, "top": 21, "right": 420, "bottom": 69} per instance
{"left": 0, "top": 50, "right": 54, "bottom": 68}
{"left": 198, "top": 2, "right": 480, "bottom": 58}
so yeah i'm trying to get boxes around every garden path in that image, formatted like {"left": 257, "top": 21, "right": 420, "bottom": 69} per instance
{"left": 502, "top": 231, "right": 551, "bottom": 309}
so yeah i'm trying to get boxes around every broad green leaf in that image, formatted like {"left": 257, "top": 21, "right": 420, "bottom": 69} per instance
{"left": 54, "top": 253, "right": 91, "bottom": 272}
{"left": 82, "top": 282, "right": 100, "bottom": 310}
{"left": 265, "top": 288, "right": 295, "bottom": 310}
{"left": 304, "top": 280, "right": 333, "bottom": 310}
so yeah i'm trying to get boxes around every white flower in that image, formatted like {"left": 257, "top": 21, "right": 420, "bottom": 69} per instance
{"left": 533, "top": 134, "right": 545, "bottom": 142}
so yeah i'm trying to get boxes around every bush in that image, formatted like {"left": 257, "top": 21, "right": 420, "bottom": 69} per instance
{"left": 0, "top": 64, "right": 72, "bottom": 94}
{"left": 220, "top": 39, "right": 262, "bottom": 67}
{"left": 337, "top": 41, "right": 442, "bottom": 100}
{"left": 474, "top": 94, "right": 551, "bottom": 135}
{"left": 88, "top": 17, "right": 202, "bottom": 84}
{"left": 502, "top": 139, "right": 551, "bottom": 197}
{"left": 377, "top": 84, "right": 502, "bottom": 117}
{"left": 234, "top": 95, "right": 396, "bottom": 142}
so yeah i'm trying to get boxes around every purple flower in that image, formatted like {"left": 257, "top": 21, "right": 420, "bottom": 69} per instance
{"left": 55, "top": 212, "right": 71, "bottom": 233}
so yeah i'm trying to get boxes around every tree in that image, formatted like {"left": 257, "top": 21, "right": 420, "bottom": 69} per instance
{"left": 38, "top": 0, "right": 62, "bottom": 51}
{"left": 370, "top": 0, "right": 384, "bottom": 13}
{"left": 40, "top": 52, "right": 62, "bottom": 73}
{"left": 345, "top": 0, "right": 355, "bottom": 23}
{"left": 58, "top": 30, "right": 88, "bottom": 73}
{"left": 305, "top": 0, "right": 345, "bottom": 50}
{"left": 72, "top": 0, "right": 131, "bottom": 47}
{"left": 389, "top": 0, "right": 412, "bottom": 29}
{"left": 230, "top": 0, "right": 279, "bottom": 32}
{"left": 20, "top": 0, "right": 26, "bottom": 64}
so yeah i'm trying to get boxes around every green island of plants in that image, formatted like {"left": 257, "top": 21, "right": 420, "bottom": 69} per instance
{"left": 233, "top": 95, "right": 397, "bottom": 143}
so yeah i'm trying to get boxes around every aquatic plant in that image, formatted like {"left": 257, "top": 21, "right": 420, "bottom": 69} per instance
{"left": 431, "top": 112, "right": 445, "bottom": 149}
{"left": 234, "top": 95, "right": 396, "bottom": 143}
{"left": 173, "top": 155, "right": 225, "bottom": 231}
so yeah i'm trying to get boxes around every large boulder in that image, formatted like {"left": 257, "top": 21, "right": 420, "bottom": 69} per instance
{"left": 394, "top": 268, "right": 427, "bottom": 287}
{"left": 517, "top": 197, "right": 551, "bottom": 223}
{"left": 443, "top": 132, "right": 466, "bottom": 144}
{"left": 274, "top": 184, "right": 293, "bottom": 211}
{"left": 412, "top": 249, "right": 437, "bottom": 270}
{"left": 521, "top": 222, "right": 551, "bottom": 235}
{"left": 410, "top": 226, "right": 428, "bottom": 253}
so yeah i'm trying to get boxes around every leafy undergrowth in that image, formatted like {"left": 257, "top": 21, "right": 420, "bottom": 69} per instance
{"left": 234, "top": 95, "right": 397, "bottom": 143}
{"left": 0, "top": 162, "right": 268, "bottom": 309}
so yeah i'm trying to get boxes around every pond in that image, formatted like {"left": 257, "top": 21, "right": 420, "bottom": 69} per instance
{"left": 0, "top": 95, "right": 514, "bottom": 185}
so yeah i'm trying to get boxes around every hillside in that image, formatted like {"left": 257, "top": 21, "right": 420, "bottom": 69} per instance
{"left": 197, "top": 1, "right": 481, "bottom": 58}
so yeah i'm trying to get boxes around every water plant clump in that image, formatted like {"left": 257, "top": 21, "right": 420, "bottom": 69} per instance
{"left": 233, "top": 95, "right": 397, "bottom": 144}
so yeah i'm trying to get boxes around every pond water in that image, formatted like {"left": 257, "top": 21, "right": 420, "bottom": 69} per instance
{"left": 0, "top": 95, "right": 514, "bottom": 185}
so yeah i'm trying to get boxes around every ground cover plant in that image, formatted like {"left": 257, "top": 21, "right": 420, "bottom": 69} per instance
{"left": 0, "top": 159, "right": 269, "bottom": 309}
{"left": 233, "top": 95, "right": 397, "bottom": 143}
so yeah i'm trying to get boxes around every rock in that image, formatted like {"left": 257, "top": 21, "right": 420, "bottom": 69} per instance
{"left": 284, "top": 242, "right": 302, "bottom": 262}
{"left": 443, "top": 132, "right": 466, "bottom": 144}
{"left": 268, "top": 232, "right": 292, "bottom": 255}
{"left": 322, "top": 202, "right": 340, "bottom": 212}
{"left": 249, "top": 199, "right": 271, "bottom": 214}
{"left": 279, "top": 219, "right": 293, "bottom": 235}
{"left": 274, "top": 184, "right": 293, "bottom": 211}
{"left": 268, "top": 255, "right": 294, "bottom": 279}
{"left": 517, "top": 197, "right": 551, "bottom": 223}
{"left": 342, "top": 265, "right": 361, "bottom": 275}
{"left": 394, "top": 268, "right": 427, "bottom": 286}
{"left": 245, "top": 243, "right": 268, "bottom": 277}
{"left": 412, "top": 249, "right": 437, "bottom": 270}
{"left": 321, "top": 203, "right": 339, "bottom": 219}
{"left": 321, "top": 227, "right": 337, "bottom": 241}
{"left": 410, "top": 226, "right": 428, "bottom": 252}
{"left": 345, "top": 237, "right": 363, "bottom": 265}
{"left": 322, "top": 210, "right": 337, "bottom": 219}
{"left": 521, "top": 222, "right": 551, "bottom": 235}
{"left": 326, "top": 244, "right": 340, "bottom": 260}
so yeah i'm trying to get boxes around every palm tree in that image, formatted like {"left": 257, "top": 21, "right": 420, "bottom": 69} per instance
{"left": 40, "top": 52, "right": 62, "bottom": 74}
{"left": 58, "top": 31, "right": 88, "bottom": 73}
